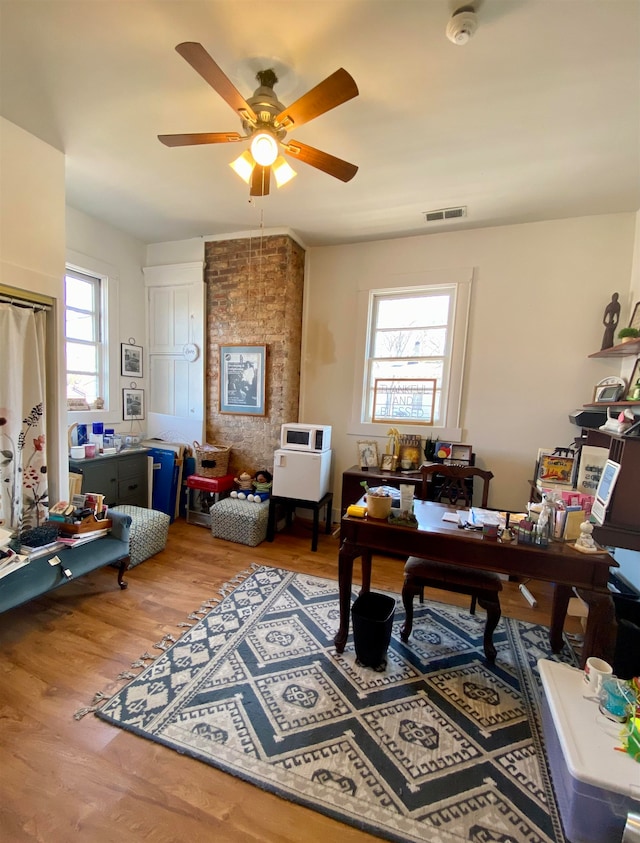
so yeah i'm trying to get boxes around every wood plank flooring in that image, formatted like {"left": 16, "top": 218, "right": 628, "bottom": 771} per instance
{"left": 0, "top": 516, "right": 581, "bottom": 843}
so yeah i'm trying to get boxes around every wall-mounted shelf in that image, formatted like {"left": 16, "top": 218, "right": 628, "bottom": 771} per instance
{"left": 583, "top": 400, "right": 640, "bottom": 408}
{"left": 589, "top": 339, "right": 640, "bottom": 358}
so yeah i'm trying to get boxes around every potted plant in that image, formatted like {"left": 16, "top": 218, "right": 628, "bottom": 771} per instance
{"left": 617, "top": 327, "right": 640, "bottom": 343}
{"left": 360, "top": 481, "right": 392, "bottom": 520}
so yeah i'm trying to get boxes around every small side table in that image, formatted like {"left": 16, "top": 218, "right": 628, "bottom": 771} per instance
{"left": 186, "top": 474, "right": 234, "bottom": 527}
{"left": 267, "top": 492, "right": 334, "bottom": 552}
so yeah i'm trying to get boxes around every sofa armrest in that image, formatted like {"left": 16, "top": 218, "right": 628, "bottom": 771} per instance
{"left": 109, "top": 510, "right": 132, "bottom": 545}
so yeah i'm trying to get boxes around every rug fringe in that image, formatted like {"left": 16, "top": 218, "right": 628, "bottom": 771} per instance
{"left": 74, "top": 562, "right": 265, "bottom": 722}
{"left": 73, "top": 690, "right": 109, "bottom": 720}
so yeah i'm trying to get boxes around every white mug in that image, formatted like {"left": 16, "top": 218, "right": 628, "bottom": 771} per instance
{"left": 583, "top": 656, "right": 613, "bottom": 697}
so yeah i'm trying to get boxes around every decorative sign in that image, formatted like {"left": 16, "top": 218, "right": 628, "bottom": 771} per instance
{"left": 372, "top": 378, "right": 436, "bottom": 425}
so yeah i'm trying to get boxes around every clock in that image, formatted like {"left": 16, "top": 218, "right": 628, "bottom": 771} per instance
{"left": 182, "top": 343, "right": 200, "bottom": 362}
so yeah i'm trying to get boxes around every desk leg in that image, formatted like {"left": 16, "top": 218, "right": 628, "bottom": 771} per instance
{"left": 578, "top": 588, "right": 617, "bottom": 669}
{"left": 550, "top": 583, "right": 572, "bottom": 653}
{"left": 334, "top": 539, "right": 360, "bottom": 653}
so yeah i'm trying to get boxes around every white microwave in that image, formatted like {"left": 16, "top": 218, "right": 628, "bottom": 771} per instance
{"left": 281, "top": 423, "right": 332, "bottom": 452}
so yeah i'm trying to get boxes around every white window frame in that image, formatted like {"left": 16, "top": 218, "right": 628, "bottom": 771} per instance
{"left": 350, "top": 268, "right": 473, "bottom": 441}
{"left": 65, "top": 249, "right": 119, "bottom": 424}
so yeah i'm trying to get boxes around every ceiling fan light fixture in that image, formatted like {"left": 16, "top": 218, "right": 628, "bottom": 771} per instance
{"left": 272, "top": 156, "right": 297, "bottom": 187}
{"left": 229, "top": 150, "right": 255, "bottom": 183}
{"left": 250, "top": 131, "right": 279, "bottom": 166}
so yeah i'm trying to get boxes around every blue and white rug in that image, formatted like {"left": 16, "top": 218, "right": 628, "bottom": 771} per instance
{"left": 95, "top": 565, "right": 576, "bottom": 843}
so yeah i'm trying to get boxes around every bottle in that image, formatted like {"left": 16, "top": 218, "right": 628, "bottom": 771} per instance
{"left": 103, "top": 428, "right": 115, "bottom": 450}
{"left": 91, "top": 422, "right": 104, "bottom": 452}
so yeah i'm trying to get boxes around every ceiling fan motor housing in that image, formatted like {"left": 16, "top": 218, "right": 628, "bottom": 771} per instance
{"left": 245, "top": 82, "right": 287, "bottom": 140}
{"left": 446, "top": 7, "right": 478, "bottom": 45}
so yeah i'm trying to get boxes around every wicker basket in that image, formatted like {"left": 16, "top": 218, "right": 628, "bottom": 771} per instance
{"left": 193, "top": 441, "right": 231, "bottom": 478}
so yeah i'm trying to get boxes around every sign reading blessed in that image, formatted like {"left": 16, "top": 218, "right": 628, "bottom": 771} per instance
{"left": 372, "top": 378, "right": 436, "bottom": 425}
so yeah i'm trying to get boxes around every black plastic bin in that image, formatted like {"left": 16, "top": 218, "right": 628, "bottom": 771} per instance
{"left": 351, "top": 591, "right": 396, "bottom": 670}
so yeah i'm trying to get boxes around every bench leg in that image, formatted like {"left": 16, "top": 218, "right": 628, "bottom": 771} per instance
{"left": 117, "top": 556, "right": 130, "bottom": 589}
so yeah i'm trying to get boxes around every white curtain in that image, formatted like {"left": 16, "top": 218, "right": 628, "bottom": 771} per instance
{"left": 0, "top": 303, "right": 49, "bottom": 534}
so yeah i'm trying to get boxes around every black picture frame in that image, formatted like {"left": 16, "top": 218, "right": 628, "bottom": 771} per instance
{"left": 123, "top": 388, "right": 145, "bottom": 420}
{"left": 121, "top": 343, "right": 143, "bottom": 377}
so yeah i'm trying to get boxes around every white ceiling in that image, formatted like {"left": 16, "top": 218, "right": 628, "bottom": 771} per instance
{"left": 1, "top": 0, "right": 639, "bottom": 248}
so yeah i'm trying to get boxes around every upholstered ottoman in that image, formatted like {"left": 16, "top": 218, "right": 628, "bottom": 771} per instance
{"left": 210, "top": 497, "right": 270, "bottom": 547}
{"left": 111, "top": 505, "right": 171, "bottom": 568}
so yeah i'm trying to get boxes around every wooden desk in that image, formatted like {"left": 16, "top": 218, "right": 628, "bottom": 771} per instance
{"left": 334, "top": 500, "right": 617, "bottom": 667}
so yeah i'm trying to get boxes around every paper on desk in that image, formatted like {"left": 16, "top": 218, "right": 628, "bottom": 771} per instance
{"left": 441, "top": 511, "right": 460, "bottom": 523}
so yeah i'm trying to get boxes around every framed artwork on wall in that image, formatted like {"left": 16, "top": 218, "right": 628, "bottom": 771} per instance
{"left": 121, "top": 343, "right": 143, "bottom": 377}
{"left": 123, "top": 388, "right": 145, "bottom": 421}
{"left": 219, "top": 345, "right": 266, "bottom": 416}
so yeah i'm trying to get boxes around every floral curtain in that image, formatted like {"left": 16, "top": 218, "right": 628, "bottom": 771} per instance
{"left": 0, "top": 303, "right": 48, "bottom": 534}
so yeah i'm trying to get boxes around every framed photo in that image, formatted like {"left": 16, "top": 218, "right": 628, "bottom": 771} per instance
{"left": 592, "top": 376, "right": 626, "bottom": 403}
{"left": 371, "top": 378, "right": 436, "bottom": 425}
{"left": 628, "top": 301, "right": 640, "bottom": 331}
{"left": 357, "top": 440, "right": 379, "bottom": 469}
{"left": 536, "top": 449, "right": 577, "bottom": 487}
{"left": 380, "top": 453, "right": 397, "bottom": 471}
{"left": 121, "top": 343, "right": 143, "bottom": 377}
{"left": 219, "top": 345, "right": 266, "bottom": 415}
{"left": 123, "top": 388, "right": 145, "bottom": 421}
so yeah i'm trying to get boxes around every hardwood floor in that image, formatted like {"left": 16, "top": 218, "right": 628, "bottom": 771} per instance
{"left": 0, "top": 516, "right": 581, "bottom": 842}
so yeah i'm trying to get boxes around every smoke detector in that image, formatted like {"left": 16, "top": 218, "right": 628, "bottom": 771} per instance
{"left": 446, "top": 6, "right": 478, "bottom": 45}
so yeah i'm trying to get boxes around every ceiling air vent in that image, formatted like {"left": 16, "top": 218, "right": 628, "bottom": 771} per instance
{"left": 424, "top": 206, "right": 467, "bottom": 223}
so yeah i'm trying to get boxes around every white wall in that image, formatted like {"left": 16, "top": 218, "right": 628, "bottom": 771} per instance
{"left": 66, "top": 206, "right": 147, "bottom": 437}
{"left": 303, "top": 214, "right": 637, "bottom": 511}
{"left": 0, "top": 117, "right": 67, "bottom": 501}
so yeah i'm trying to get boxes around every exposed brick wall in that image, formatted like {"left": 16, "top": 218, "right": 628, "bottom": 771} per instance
{"left": 204, "top": 234, "right": 305, "bottom": 477}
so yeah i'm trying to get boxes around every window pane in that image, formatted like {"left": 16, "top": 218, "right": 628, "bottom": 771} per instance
{"left": 67, "top": 374, "right": 98, "bottom": 405}
{"left": 65, "top": 276, "right": 94, "bottom": 310}
{"left": 373, "top": 327, "right": 446, "bottom": 358}
{"left": 376, "top": 295, "right": 450, "bottom": 329}
{"left": 66, "top": 308, "right": 95, "bottom": 341}
{"left": 66, "top": 341, "right": 97, "bottom": 373}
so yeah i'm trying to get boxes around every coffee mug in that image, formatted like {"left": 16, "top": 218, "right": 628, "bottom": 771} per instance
{"left": 583, "top": 656, "right": 613, "bottom": 697}
{"left": 84, "top": 443, "right": 97, "bottom": 458}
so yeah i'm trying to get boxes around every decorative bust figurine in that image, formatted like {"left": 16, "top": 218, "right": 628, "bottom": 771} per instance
{"left": 575, "top": 520, "right": 597, "bottom": 550}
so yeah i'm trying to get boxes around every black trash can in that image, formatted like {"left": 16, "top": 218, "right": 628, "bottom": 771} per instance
{"left": 351, "top": 592, "right": 396, "bottom": 671}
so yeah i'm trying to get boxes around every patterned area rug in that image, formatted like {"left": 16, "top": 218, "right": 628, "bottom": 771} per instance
{"left": 96, "top": 565, "right": 577, "bottom": 843}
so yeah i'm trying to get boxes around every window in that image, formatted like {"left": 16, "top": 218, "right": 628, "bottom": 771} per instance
{"left": 65, "top": 268, "right": 104, "bottom": 409}
{"left": 350, "top": 268, "right": 472, "bottom": 440}
{"left": 365, "top": 288, "right": 454, "bottom": 426}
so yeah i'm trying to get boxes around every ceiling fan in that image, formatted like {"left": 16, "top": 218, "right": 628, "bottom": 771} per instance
{"left": 158, "top": 42, "right": 359, "bottom": 197}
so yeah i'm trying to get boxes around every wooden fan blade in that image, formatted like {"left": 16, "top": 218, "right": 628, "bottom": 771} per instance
{"left": 274, "top": 68, "right": 358, "bottom": 130}
{"left": 283, "top": 140, "right": 358, "bottom": 182}
{"left": 158, "top": 132, "right": 242, "bottom": 147}
{"left": 250, "top": 165, "right": 271, "bottom": 197}
{"left": 175, "top": 42, "right": 258, "bottom": 123}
